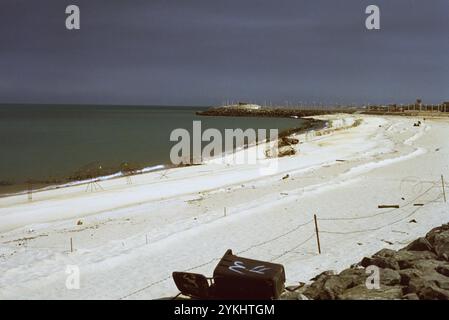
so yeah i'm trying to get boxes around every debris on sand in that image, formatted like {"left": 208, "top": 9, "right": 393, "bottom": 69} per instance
{"left": 378, "top": 205, "right": 400, "bottom": 209}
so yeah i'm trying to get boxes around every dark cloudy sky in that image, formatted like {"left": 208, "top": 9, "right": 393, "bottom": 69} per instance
{"left": 0, "top": 0, "right": 448, "bottom": 106}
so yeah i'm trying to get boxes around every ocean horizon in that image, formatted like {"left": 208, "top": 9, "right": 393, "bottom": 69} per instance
{"left": 0, "top": 104, "right": 304, "bottom": 187}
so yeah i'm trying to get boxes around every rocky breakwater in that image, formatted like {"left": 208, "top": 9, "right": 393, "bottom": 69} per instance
{"left": 196, "top": 107, "right": 355, "bottom": 118}
{"left": 283, "top": 223, "right": 449, "bottom": 300}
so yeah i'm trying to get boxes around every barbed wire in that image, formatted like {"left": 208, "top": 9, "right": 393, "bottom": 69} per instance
{"left": 119, "top": 275, "right": 172, "bottom": 300}
{"left": 120, "top": 177, "right": 445, "bottom": 299}
{"left": 119, "top": 219, "right": 315, "bottom": 299}
{"left": 320, "top": 193, "right": 442, "bottom": 235}
{"left": 318, "top": 183, "right": 437, "bottom": 221}
{"left": 270, "top": 233, "right": 315, "bottom": 262}
{"left": 237, "top": 219, "right": 314, "bottom": 255}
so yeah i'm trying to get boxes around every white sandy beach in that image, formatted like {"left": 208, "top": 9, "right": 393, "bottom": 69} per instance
{"left": 1, "top": 114, "right": 449, "bottom": 299}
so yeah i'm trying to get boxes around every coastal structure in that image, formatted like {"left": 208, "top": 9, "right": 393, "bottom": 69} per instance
{"left": 444, "top": 102, "right": 449, "bottom": 112}
{"left": 366, "top": 99, "right": 449, "bottom": 114}
{"left": 224, "top": 102, "right": 262, "bottom": 110}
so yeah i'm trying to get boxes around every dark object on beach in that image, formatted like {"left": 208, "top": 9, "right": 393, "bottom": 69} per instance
{"left": 409, "top": 219, "right": 417, "bottom": 223}
{"left": 279, "top": 136, "right": 299, "bottom": 147}
{"left": 278, "top": 147, "right": 296, "bottom": 157}
{"left": 68, "top": 162, "right": 109, "bottom": 181}
{"left": 413, "top": 203, "right": 424, "bottom": 206}
{"left": 172, "top": 272, "right": 211, "bottom": 299}
{"left": 336, "top": 159, "right": 346, "bottom": 162}
{"left": 378, "top": 205, "right": 400, "bottom": 209}
{"left": 77, "top": 220, "right": 83, "bottom": 226}
{"left": 413, "top": 121, "right": 421, "bottom": 127}
{"left": 282, "top": 174, "right": 290, "bottom": 180}
{"left": 120, "top": 162, "right": 140, "bottom": 176}
{"left": 172, "top": 249, "right": 286, "bottom": 300}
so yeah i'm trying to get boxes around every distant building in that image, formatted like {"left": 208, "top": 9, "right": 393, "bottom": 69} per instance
{"left": 443, "top": 102, "right": 449, "bottom": 112}
{"left": 226, "top": 102, "right": 262, "bottom": 110}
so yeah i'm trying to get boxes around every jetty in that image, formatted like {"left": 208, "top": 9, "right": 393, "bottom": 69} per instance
{"left": 196, "top": 103, "right": 356, "bottom": 118}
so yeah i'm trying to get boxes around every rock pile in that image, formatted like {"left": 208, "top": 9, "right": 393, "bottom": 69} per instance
{"left": 197, "top": 107, "right": 353, "bottom": 118}
{"left": 283, "top": 223, "right": 449, "bottom": 300}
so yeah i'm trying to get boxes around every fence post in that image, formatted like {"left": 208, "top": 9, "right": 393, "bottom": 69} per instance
{"left": 314, "top": 214, "right": 322, "bottom": 254}
{"left": 442, "top": 175, "right": 447, "bottom": 203}
{"left": 70, "top": 237, "right": 73, "bottom": 253}
{"left": 27, "top": 182, "right": 32, "bottom": 201}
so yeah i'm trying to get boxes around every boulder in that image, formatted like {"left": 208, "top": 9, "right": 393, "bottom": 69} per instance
{"left": 338, "top": 285, "right": 403, "bottom": 300}
{"left": 303, "top": 268, "right": 365, "bottom": 300}
{"left": 433, "top": 233, "right": 449, "bottom": 261}
{"left": 278, "top": 146, "right": 296, "bottom": 157}
{"left": 426, "top": 224, "right": 449, "bottom": 260}
{"left": 408, "top": 279, "right": 449, "bottom": 300}
{"left": 399, "top": 269, "right": 423, "bottom": 286}
{"left": 410, "top": 259, "right": 449, "bottom": 274}
{"left": 402, "top": 293, "right": 420, "bottom": 300}
{"left": 280, "top": 291, "right": 301, "bottom": 300}
{"left": 380, "top": 268, "right": 401, "bottom": 286}
{"left": 401, "top": 259, "right": 449, "bottom": 298}
{"left": 436, "top": 265, "right": 449, "bottom": 277}
{"left": 361, "top": 255, "right": 400, "bottom": 270}
{"left": 394, "top": 250, "right": 437, "bottom": 269}
{"left": 405, "top": 237, "right": 433, "bottom": 252}
{"left": 310, "top": 270, "right": 335, "bottom": 281}
{"left": 285, "top": 223, "right": 449, "bottom": 300}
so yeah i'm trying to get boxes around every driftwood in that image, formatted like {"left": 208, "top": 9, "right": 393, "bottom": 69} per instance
{"left": 378, "top": 205, "right": 400, "bottom": 209}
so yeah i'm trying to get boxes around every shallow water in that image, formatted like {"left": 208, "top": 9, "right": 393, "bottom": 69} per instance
{"left": 0, "top": 105, "right": 304, "bottom": 183}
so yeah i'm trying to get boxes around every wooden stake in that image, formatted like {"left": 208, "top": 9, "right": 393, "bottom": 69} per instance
{"left": 442, "top": 175, "right": 446, "bottom": 203}
{"left": 70, "top": 237, "right": 73, "bottom": 253}
{"left": 378, "top": 205, "right": 399, "bottom": 209}
{"left": 27, "top": 182, "right": 32, "bottom": 201}
{"left": 314, "top": 214, "right": 321, "bottom": 254}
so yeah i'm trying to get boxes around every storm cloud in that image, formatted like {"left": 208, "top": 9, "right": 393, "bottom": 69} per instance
{"left": 0, "top": 0, "right": 448, "bottom": 106}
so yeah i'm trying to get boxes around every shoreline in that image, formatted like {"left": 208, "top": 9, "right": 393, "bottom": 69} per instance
{"left": 0, "top": 164, "right": 168, "bottom": 199}
{"left": 3, "top": 114, "right": 449, "bottom": 299}
{"left": 0, "top": 117, "right": 325, "bottom": 198}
